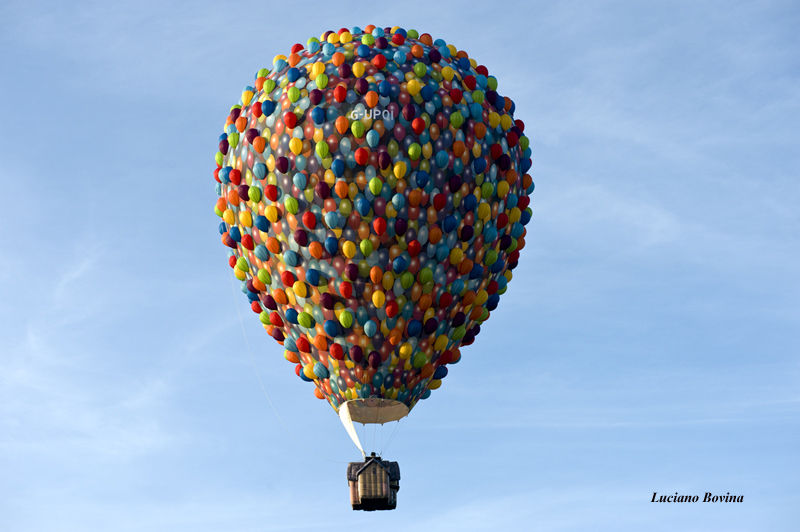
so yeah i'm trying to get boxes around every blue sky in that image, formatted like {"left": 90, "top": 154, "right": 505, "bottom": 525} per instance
{"left": 1, "top": 1, "right": 798, "bottom": 530}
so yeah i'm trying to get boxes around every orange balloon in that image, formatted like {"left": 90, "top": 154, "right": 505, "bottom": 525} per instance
{"left": 253, "top": 137, "right": 266, "bottom": 154}
{"left": 309, "top": 241, "right": 323, "bottom": 259}
{"left": 266, "top": 237, "right": 281, "bottom": 255}
{"left": 335, "top": 181, "right": 349, "bottom": 199}
{"left": 429, "top": 226, "right": 442, "bottom": 244}
{"left": 288, "top": 53, "right": 301, "bottom": 67}
{"left": 365, "top": 91, "right": 378, "bottom": 108}
{"left": 474, "top": 123, "right": 486, "bottom": 139}
{"left": 418, "top": 293, "right": 432, "bottom": 312}
{"left": 314, "top": 387, "right": 325, "bottom": 399}
{"left": 235, "top": 116, "right": 247, "bottom": 132}
{"left": 335, "top": 116, "right": 349, "bottom": 135}
{"left": 273, "top": 289, "right": 288, "bottom": 305}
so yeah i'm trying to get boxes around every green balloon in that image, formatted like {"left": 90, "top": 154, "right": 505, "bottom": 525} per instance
{"left": 369, "top": 177, "right": 382, "bottom": 196}
{"left": 316, "top": 141, "right": 329, "bottom": 158}
{"left": 400, "top": 272, "right": 414, "bottom": 289}
{"left": 418, "top": 268, "right": 433, "bottom": 284}
{"left": 452, "top": 326, "right": 466, "bottom": 341}
{"left": 360, "top": 239, "right": 373, "bottom": 257}
{"left": 472, "top": 90, "right": 485, "bottom": 104}
{"left": 519, "top": 136, "right": 530, "bottom": 151}
{"left": 235, "top": 257, "right": 249, "bottom": 272}
{"left": 257, "top": 268, "right": 272, "bottom": 285}
{"left": 316, "top": 73, "right": 328, "bottom": 89}
{"left": 257, "top": 68, "right": 269, "bottom": 78}
{"left": 339, "top": 310, "right": 354, "bottom": 328}
{"left": 407, "top": 143, "right": 421, "bottom": 160}
{"left": 484, "top": 249, "right": 498, "bottom": 266}
{"left": 248, "top": 186, "right": 262, "bottom": 203}
{"left": 351, "top": 121, "right": 365, "bottom": 138}
{"left": 450, "top": 112, "right": 464, "bottom": 129}
{"left": 298, "top": 312, "right": 314, "bottom": 328}
{"left": 263, "top": 79, "right": 276, "bottom": 94}
{"left": 481, "top": 182, "right": 494, "bottom": 199}
{"left": 412, "top": 352, "right": 427, "bottom": 368}
{"left": 228, "top": 132, "right": 239, "bottom": 149}
{"left": 288, "top": 87, "right": 300, "bottom": 102}
{"left": 259, "top": 311, "right": 270, "bottom": 324}
{"left": 284, "top": 196, "right": 298, "bottom": 214}
{"left": 413, "top": 63, "right": 427, "bottom": 78}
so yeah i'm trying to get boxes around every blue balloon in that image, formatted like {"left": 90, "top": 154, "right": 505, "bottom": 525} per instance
{"left": 261, "top": 100, "right": 275, "bottom": 116}
{"left": 285, "top": 308, "right": 299, "bottom": 324}
{"left": 392, "top": 256, "right": 407, "bottom": 273}
{"left": 229, "top": 226, "right": 241, "bottom": 242}
{"left": 254, "top": 244, "right": 270, "bottom": 261}
{"left": 443, "top": 215, "right": 457, "bottom": 233}
{"left": 433, "top": 365, "right": 448, "bottom": 380}
{"left": 324, "top": 236, "right": 338, "bottom": 255}
{"left": 331, "top": 159, "right": 345, "bottom": 177}
{"left": 305, "top": 269, "right": 320, "bottom": 286}
{"left": 255, "top": 215, "right": 270, "bottom": 232}
{"left": 313, "top": 362, "right": 329, "bottom": 379}
{"left": 284, "top": 250, "right": 299, "bottom": 267}
{"left": 323, "top": 319, "right": 339, "bottom": 337}
{"left": 311, "top": 107, "right": 326, "bottom": 125}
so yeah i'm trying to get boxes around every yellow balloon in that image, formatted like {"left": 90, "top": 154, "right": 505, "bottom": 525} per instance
{"left": 233, "top": 267, "right": 247, "bottom": 281}
{"left": 441, "top": 66, "right": 454, "bottom": 81}
{"left": 303, "top": 363, "right": 316, "bottom": 379}
{"left": 497, "top": 180, "right": 510, "bottom": 198}
{"left": 223, "top": 209, "right": 235, "bottom": 225}
{"left": 434, "top": 335, "right": 449, "bottom": 351}
{"left": 500, "top": 114, "right": 513, "bottom": 131}
{"left": 342, "top": 241, "right": 356, "bottom": 259}
{"left": 289, "top": 137, "right": 303, "bottom": 155}
{"left": 293, "top": 281, "right": 307, "bottom": 298}
{"left": 352, "top": 62, "right": 366, "bottom": 77}
{"left": 340, "top": 31, "right": 352, "bottom": 43}
{"left": 239, "top": 211, "right": 252, "bottom": 227}
{"left": 508, "top": 207, "right": 521, "bottom": 223}
{"left": 265, "top": 205, "right": 279, "bottom": 223}
{"left": 382, "top": 271, "right": 394, "bottom": 291}
{"left": 393, "top": 161, "right": 407, "bottom": 179}
{"left": 489, "top": 112, "right": 501, "bottom": 129}
{"left": 399, "top": 343, "right": 413, "bottom": 359}
{"left": 372, "top": 290, "right": 385, "bottom": 308}
{"left": 449, "top": 247, "right": 463, "bottom": 265}
{"left": 475, "top": 290, "right": 489, "bottom": 306}
{"left": 407, "top": 79, "right": 421, "bottom": 96}
{"left": 428, "top": 379, "right": 442, "bottom": 390}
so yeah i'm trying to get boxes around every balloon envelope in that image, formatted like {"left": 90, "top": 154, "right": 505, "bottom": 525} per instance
{"left": 214, "top": 25, "right": 533, "bottom": 423}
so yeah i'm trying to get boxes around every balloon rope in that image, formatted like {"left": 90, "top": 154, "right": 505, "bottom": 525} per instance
{"left": 380, "top": 417, "right": 406, "bottom": 456}
{"left": 229, "top": 269, "right": 347, "bottom": 464}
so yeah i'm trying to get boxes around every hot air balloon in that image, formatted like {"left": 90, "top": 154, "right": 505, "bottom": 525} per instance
{"left": 213, "top": 25, "right": 534, "bottom": 510}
